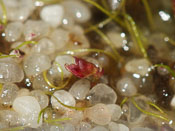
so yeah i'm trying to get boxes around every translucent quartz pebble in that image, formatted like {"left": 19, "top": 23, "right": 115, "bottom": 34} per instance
{"left": 84, "top": 103, "right": 111, "bottom": 125}
{"left": 108, "top": 122, "right": 129, "bottom": 131}
{"left": 17, "top": 88, "right": 30, "bottom": 97}
{"left": 125, "top": 58, "right": 151, "bottom": 76}
{"left": 23, "top": 53, "right": 51, "bottom": 77}
{"left": 31, "top": 38, "right": 56, "bottom": 55}
{"left": 50, "top": 126, "right": 62, "bottom": 131}
{"left": 69, "top": 79, "right": 91, "bottom": 100}
{"left": 107, "top": 31, "right": 125, "bottom": 48}
{"left": 107, "top": 104, "right": 122, "bottom": 121}
{"left": 0, "top": 110, "right": 20, "bottom": 126}
{"left": 4, "top": 0, "right": 35, "bottom": 22}
{"left": 37, "top": 123, "right": 50, "bottom": 131}
{"left": 0, "top": 121, "right": 8, "bottom": 129}
{"left": 170, "top": 95, "right": 175, "bottom": 109}
{"left": 51, "top": 26, "right": 90, "bottom": 54}
{"left": 12, "top": 96, "right": 42, "bottom": 128}
{"left": 51, "top": 123, "right": 75, "bottom": 131}
{"left": 54, "top": 55, "right": 75, "bottom": 78}
{"left": 51, "top": 90, "right": 76, "bottom": 110}
{"left": 5, "top": 22, "right": 23, "bottom": 42}
{"left": 76, "top": 122, "right": 92, "bottom": 131}
{"left": 62, "top": 15, "right": 75, "bottom": 29}
{"left": 157, "top": 66, "right": 169, "bottom": 76}
{"left": 30, "top": 90, "right": 49, "bottom": 109}
{"left": 85, "top": 57, "right": 101, "bottom": 68}
{"left": 127, "top": 100, "right": 146, "bottom": 124}
{"left": 65, "top": 25, "right": 90, "bottom": 51}
{"left": 62, "top": 0, "right": 91, "bottom": 23}
{"left": 87, "top": 83, "right": 117, "bottom": 104}
{"left": 131, "top": 127, "right": 154, "bottom": 131}
{"left": 63, "top": 110, "right": 84, "bottom": 125}
{"left": 108, "top": 0, "right": 121, "bottom": 10}
{"left": 49, "top": 28, "right": 69, "bottom": 50}
{"left": 0, "top": 83, "right": 19, "bottom": 106}
{"left": 63, "top": 123, "right": 76, "bottom": 131}
{"left": 96, "top": 54, "right": 109, "bottom": 67}
{"left": 23, "top": 20, "right": 50, "bottom": 41}
{"left": 7, "top": 7, "right": 33, "bottom": 22}
{"left": 40, "top": 4, "right": 64, "bottom": 27}
{"left": 90, "top": 126, "right": 108, "bottom": 131}
{"left": 0, "top": 59, "right": 24, "bottom": 83}
{"left": 33, "top": 74, "right": 51, "bottom": 92}
{"left": 116, "top": 77, "right": 137, "bottom": 97}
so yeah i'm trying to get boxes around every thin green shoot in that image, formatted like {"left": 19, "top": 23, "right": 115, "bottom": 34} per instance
{"left": 124, "top": 14, "right": 148, "bottom": 58}
{"left": 14, "top": 41, "right": 38, "bottom": 50}
{"left": 37, "top": 106, "right": 48, "bottom": 124}
{"left": 141, "top": 0, "right": 155, "bottom": 30}
{"left": 0, "top": 126, "right": 26, "bottom": 131}
{"left": 43, "top": 70, "right": 70, "bottom": 90}
{"left": 44, "top": 117, "right": 72, "bottom": 123}
{"left": 37, "top": 0, "right": 62, "bottom": 4}
{"left": 0, "top": 0, "right": 7, "bottom": 25}
{"left": 85, "top": 18, "right": 111, "bottom": 33}
{"left": 120, "top": 97, "right": 128, "bottom": 107}
{"left": 91, "top": 27, "right": 122, "bottom": 61}
{"left": 154, "top": 64, "right": 175, "bottom": 78}
{"left": 101, "top": 0, "right": 109, "bottom": 10}
{"left": 0, "top": 83, "right": 2, "bottom": 94}
{"left": 84, "top": 10, "right": 120, "bottom": 33}
{"left": 83, "top": 0, "right": 125, "bottom": 28}
{"left": 147, "top": 101, "right": 165, "bottom": 114}
{"left": 52, "top": 95, "right": 86, "bottom": 111}
{"left": 131, "top": 98, "right": 170, "bottom": 122}
{"left": 0, "top": 54, "right": 17, "bottom": 59}
{"left": 58, "top": 48, "right": 118, "bottom": 62}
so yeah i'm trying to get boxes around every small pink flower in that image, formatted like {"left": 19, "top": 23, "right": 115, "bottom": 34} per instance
{"left": 65, "top": 57, "right": 103, "bottom": 79}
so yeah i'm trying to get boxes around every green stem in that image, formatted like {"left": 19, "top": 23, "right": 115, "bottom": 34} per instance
{"left": 124, "top": 14, "right": 148, "bottom": 58}
{"left": 131, "top": 98, "right": 170, "bottom": 122}
{"left": 147, "top": 101, "right": 165, "bottom": 114}
{"left": 14, "top": 41, "right": 38, "bottom": 50}
{"left": 44, "top": 117, "right": 71, "bottom": 123}
{"left": 141, "top": 0, "right": 155, "bottom": 30}
{"left": 54, "top": 62, "right": 64, "bottom": 83}
{"left": 0, "top": 126, "right": 26, "bottom": 131}
{"left": 101, "top": 0, "right": 109, "bottom": 10}
{"left": 0, "top": 55, "right": 17, "bottom": 59}
{"left": 120, "top": 97, "right": 128, "bottom": 107}
{"left": 37, "top": 107, "right": 48, "bottom": 124}
{"left": 52, "top": 95, "right": 86, "bottom": 111}
{"left": 84, "top": 10, "right": 120, "bottom": 33}
{"left": 83, "top": 0, "right": 125, "bottom": 28}
{"left": 85, "top": 18, "right": 112, "bottom": 33}
{"left": 43, "top": 70, "right": 70, "bottom": 90}
{"left": 90, "top": 27, "right": 122, "bottom": 61}
{"left": 0, "top": 0, "right": 7, "bottom": 25}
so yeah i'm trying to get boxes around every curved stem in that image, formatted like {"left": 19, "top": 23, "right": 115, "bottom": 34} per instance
{"left": 83, "top": 0, "right": 125, "bottom": 28}
{"left": 0, "top": 0, "right": 7, "bottom": 25}
{"left": 14, "top": 41, "right": 38, "bottom": 50}
{"left": 131, "top": 98, "right": 170, "bottom": 122}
